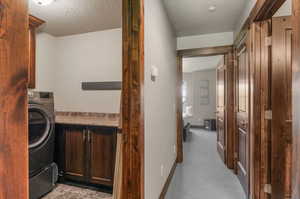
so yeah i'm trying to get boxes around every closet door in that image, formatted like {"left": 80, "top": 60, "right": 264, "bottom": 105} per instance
{"left": 216, "top": 58, "right": 226, "bottom": 162}
{"left": 236, "top": 41, "right": 250, "bottom": 196}
{"left": 271, "top": 16, "right": 292, "bottom": 199}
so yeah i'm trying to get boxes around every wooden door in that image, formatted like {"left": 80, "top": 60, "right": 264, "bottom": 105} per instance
{"left": 292, "top": 0, "right": 300, "bottom": 198}
{"left": 89, "top": 127, "right": 117, "bottom": 186}
{"left": 64, "top": 126, "right": 87, "bottom": 182}
{"left": 271, "top": 16, "right": 292, "bottom": 199}
{"left": 236, "top": 41, "right": 250, "bottom": 196}
{"left": 0, "top": 0, "right": 29, "bottom": 198}
{"left": 216, "top": 58, "right": 226, "bottom": 162}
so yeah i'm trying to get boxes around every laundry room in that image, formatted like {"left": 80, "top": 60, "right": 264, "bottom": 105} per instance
{"left": 28, "top": 0, "right": 122, "bottom": 198}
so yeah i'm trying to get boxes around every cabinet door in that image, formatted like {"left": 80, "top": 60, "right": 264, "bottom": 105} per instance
{"left": 64, "top": 126, "right": 87, "bottom": 182}
{"left": 89, "top": 128, "right": 117, "bottom": 186}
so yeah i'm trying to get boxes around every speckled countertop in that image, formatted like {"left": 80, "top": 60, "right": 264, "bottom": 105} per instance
{"left": 55, "top": 112, "right": 120, "bottom": 128}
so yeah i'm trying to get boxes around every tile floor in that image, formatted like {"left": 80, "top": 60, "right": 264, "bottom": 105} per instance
{"left": 42, "top": 184, "right": 112, "bottom": 199}
{"left": 166, "top": 128, "right": 246, "bottom": 199}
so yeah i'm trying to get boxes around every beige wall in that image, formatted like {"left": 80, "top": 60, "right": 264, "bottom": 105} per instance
{"left": 35, "top": 29, "right": 122, "bottom": 113}
{"left": 234, "top": 0, "right": 256, "bottom": 38}
{"left": 274, "top": 0, "right": 292, "bottom": 17}
{"left": 183, "top": 70, "right": 217, "bottom": 126}
{"left": 177, "top": 32, "right": 234, "bottom": 50}
{"left": 145, "top": 0, "right": 177, "bottom": 198}
{"left": 35, "top": 33, "right": 57, "bottom": 92}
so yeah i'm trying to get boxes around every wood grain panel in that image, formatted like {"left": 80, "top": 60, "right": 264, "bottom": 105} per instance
{"left": 90, "top": 129, "right": 117, "bottom": 186}
{"left": 176, "top": 55, "right": 183, "bottom": 163}
{"left": 259, "top": 20, "right": 272, "bottom": 199}
{"left": 65, "top": 127, "right": 86, "bottom": 180}
{"left": 249, "top": 23, "right": 262, "bottom": 199}
{"left": 122, "top": 0, "right": 145, "bottom": 198}
{"left": 236, "top": 37, "right": 250, "bottom": 196}
{"left": 225, "top": 51, "right": 235, "bottom": 169}
{"left": 292, "top": 1, "right": 300, "bottom": 198}
{"left": 272, "top": 16, "right": 292, "bottom": 199}
{"left": 234, "top": 0, "right": 287, "bottom": 45}
{"left": 178, "top": 45, "right": 233, "bottom": 58}
{"left": 0, "top": 0, "right": 29, "bottom": 198}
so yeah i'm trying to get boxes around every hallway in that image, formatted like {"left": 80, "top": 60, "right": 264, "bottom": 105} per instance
{"left": 166, "top": 129, "right": 246, "bottom": 199}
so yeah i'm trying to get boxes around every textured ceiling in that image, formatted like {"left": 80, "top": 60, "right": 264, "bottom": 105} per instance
{"left": 163, "top": 0, "right": 247, "bottom": 36}
{"left": 29, "top": 0, "right": 122, "bottom": 36}
{"left": 183, "top": 55, "right": 223, "bottom": 73}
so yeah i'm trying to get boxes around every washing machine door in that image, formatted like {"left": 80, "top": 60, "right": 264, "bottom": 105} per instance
{"left": 29, "top": 103, "right": 55, "bottom": 176}
{"left": 29, "top": 104, "right": 54, "bottom": 149}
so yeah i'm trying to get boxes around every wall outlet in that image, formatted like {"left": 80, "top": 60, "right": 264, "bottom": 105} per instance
{"left": 161, "top": 165, "right": 164, "bottom": 177}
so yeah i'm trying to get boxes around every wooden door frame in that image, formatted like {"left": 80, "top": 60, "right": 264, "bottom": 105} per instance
{"left": 122, "top": 0, "right": 145, "bottom": 199}
{"left": 292, "top": 0, "right": 300, "bottom": 199}
{"left": 234, "top": 1, "right": 290, "bottom": 199}
{"left": 0, "top": 0, "right": 29, "bottom": 198}
{"left": 176, "top": 45, "right": 235, "bottom": 168}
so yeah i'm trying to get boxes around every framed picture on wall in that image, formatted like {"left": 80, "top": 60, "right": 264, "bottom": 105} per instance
{"left": 200, "top": 80, "right": 209, "bottom": 105}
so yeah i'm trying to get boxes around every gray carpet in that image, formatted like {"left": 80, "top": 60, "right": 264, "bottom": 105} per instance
{"left": 165, "top": 129, "right": 246, "bottom": 199}
{"left": 42, "top": 184, "right": 112, "bottom": 199}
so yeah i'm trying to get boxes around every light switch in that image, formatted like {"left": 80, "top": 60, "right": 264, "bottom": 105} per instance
{"left": 151, "top": 65, "right": 159, "bottom": 81}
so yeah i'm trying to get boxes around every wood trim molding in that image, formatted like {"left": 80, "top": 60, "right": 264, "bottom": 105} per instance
{"left": 159, "top": 161, "right": 177, "bottom": 199}
{"left": 234, "top": 0, "right": 287, "bottom": 45}
{"left": 255, "top": 0, "right": 287, "bottom": 21}
{"left": 176, "top": 45, "right": 234, "bottom": 169}
{"left": 29, "top": 14, "right": 45, "bottom": 28}
{"left": 292, "top": 0, "right": 300, "bottom": 198}
{"left": 0, "top": 0, "right": 29, "bottom": 198}
{"left": 176, "top": 55, "right": 183, "bottom": 163}
{"left": 178, "top": 45, "right": 233, "bottom": 58}
{"left": 122, "top": 0, "right": 145, "bottom": 198}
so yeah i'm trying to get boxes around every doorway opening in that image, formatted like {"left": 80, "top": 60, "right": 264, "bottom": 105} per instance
{"left": 170, "top": 48, "right": 246, "bottom": 199}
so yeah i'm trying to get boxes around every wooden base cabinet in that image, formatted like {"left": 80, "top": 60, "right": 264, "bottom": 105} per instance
{"left": 55, "top": 125, "right": 117, "bottom": 187}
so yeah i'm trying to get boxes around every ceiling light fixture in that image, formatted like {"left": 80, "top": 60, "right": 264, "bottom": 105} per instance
{"left": 208, "top": 5, "right": 217, "bottom": 12}
{"left": 33, "top": 0, "right": 54, "bottom": 6}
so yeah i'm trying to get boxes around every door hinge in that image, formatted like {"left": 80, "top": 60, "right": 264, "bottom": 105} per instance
{"left": 265, "top": 110, "right": 272, "bottom": 120}
{"left": 264, "top": 184, "right": 272, "bottom": 194}
{"left": 265, "top": 36, "right": 272, "bottom": 47}
{"left": 234, "top": 152, "right": 238, "bottom": 159}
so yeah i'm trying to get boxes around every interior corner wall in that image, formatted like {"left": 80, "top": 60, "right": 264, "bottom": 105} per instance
{"left": 177, "top": 32, "right": 234, "bottom": 50}
{"left": 145, "top": 0, "right": 178, "bottom": 198}
{"left": 183, "top": 70, "right": 217, "bottom": 126}
{"left": 234, "top": 0, "right": 256, "bottom": 38}
{"left": 35, "top": 32, "right": 57, "bottom": 92}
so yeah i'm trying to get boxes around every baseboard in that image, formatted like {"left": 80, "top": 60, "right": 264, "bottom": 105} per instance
{"left": 159, "top": 161, "right": 177, "bottom": 199}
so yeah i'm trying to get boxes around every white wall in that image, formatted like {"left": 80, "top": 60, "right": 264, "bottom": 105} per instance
{"left": 145, "top": 0, "right": 177, "bottom": 198}
{"left": 35, "top": 29, "right": 122, "bottom": 113}
{"left": 55, "top": 29, "right": 122, "bottom": 113}
{"left": 177, "top": 32, "right": 234, "bottom": 50}
{"left": 274, "top": 0, "right": 292, "bottom": 17}
{"left": 35, "top": 33, "right": 57, "bottom": 92}
{"left": 234, "top": 0, "right": 256, "bottom": 38}
{"left": 183, "top": 70, "right": 217, "bottom": 126}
